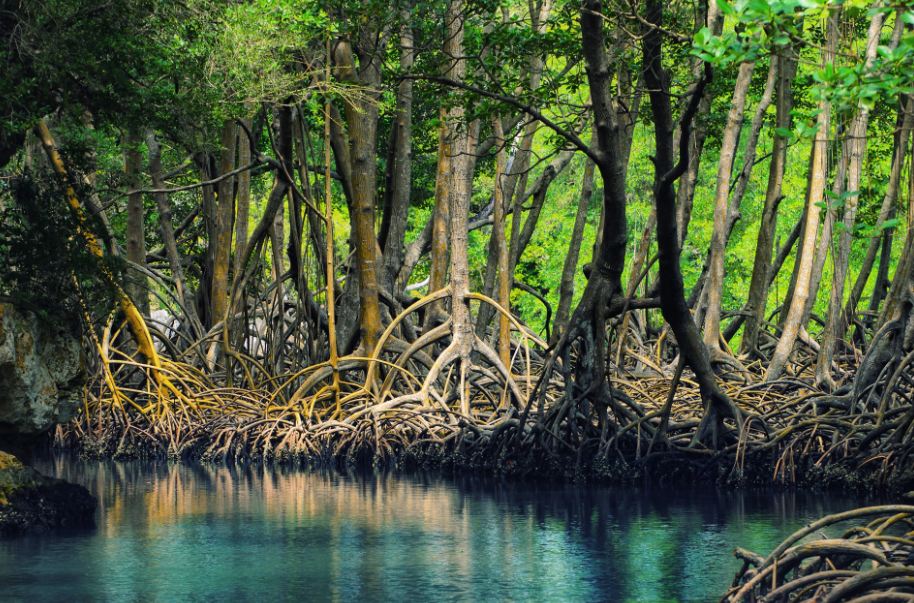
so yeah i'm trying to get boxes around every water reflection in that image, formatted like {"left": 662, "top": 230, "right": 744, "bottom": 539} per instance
{"left": 1, "top": 457, "right": 875, "bottom": 602}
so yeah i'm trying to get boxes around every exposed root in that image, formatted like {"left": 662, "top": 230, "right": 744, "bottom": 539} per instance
{"left": 51, "top": 259, "right": 914, "bottom": 491}
{"left": 724, "top": 504, "right": 914, "bottom": 602}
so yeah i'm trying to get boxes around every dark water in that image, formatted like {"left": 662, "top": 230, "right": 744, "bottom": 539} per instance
{"left": 0, "top": 456, "right": 874, "bottom": 602}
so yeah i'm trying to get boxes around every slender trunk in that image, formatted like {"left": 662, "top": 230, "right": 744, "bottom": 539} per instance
{"left": 742, "top": 50, "right": 798, "bottom": 355}
{"left": 777, "top": 148, "right": 814, "bottom": 327}
{"left": 396, "top": 219, "right": 432, "bottom": 293}
{"left": 211, "top": 120, "right": 237, "bottom": 326}
{"left": 880, "top": 138, "right": 914, "bottom": 326}
{"left": 427, "top": 110, "right": 452, "bottom": 320}
{"left": 554, "top": 0, "right": 629, "bottom": 406}
{"left": 492, "top": 118, "right": 511, "bottom": 368}
{"left": 868, "top": 210, "right": 895, "bottom": 317}
{"left": 381, "top": 14, "right": 414, "bottom": 293}
{"left": 438, "top": 0, "right": 479, "bottom": 414}
{"left": 675, "top": 114, "right": 706, "bottom": 247}
{"left": 674, "top": 2, "right": 721, "bottom": 248}
{"left": 729, "top": 58, "right": 778, "bottom": 226}
{"left": 615, "top": 208, "right": 655, "bottom": 366}
{"left": 694, "top": 57, "right": 778, "bottom": 337}
{"left": 723, "top": 214, "right": 802, "bottom": 343}
{"left": 800, "top": 133, "right": 847, "bottom": 330}
{"left": 552, "top": 158, "right": 595, "bottom": 345}
{"left": 270, "top": 194, "right": 285, "bottom": 281}
{"left": 816, "top": 11, "right": 889, "bottom": 388}
{"left": 849, "top": 164, "right": 914, "bottom": 404}
{"left": 642, "top": 0, "right": 741, "bottom": 442}
{"left": 269, "top": 111, "right": 287, "bottom": 288}
{"left": 702, "top": 61, "right": 755, "bottom": 357}
{"left": 146, "top": 131, "right": 200, "bottom": 333}
{"left": 285, "top": 110, "right": 307, "bottom": 300}
{"left": 124, "top": 131, "right": 148, "bottom": 315}
{"left": 859, "top": 108, "right": 913, "bottom": 325}
{"left": 477, "top": 146, "right": 576, "bottom": 336}
{"left": 296, "top": 110, "right": 330, "bottom": 289}
{"left": 234, "top": 120, "right": 251, "bottom": 272}
{"left": 79, "top": 113, "right": 118, "bottom": 255}
{"left": 335, "top": 37, "right": 384, "bottom": 350}
{"left": 765, "top": 10, "right": 838, "bottom": 382}
{"left": 199, "top": 155, "right": 216, "bottom": 327}
{"left": 476, "top": 123, "right": 536, "bottom": 335}
{"left": 802, "top": 185, "right": 835, "bottom": 325}
{"left": 36, "top": 120, "right": 162, "bottom": 369}
{"left": 512, "top": 152, "right": 576, "bottom": 270}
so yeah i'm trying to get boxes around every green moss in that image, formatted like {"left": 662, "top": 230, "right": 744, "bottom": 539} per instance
{"left": 0, "top": 451, "right": 37, "bottom": 507}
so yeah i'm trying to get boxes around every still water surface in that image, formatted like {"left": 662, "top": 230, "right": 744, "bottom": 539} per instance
{"left": 0, "top": 456, "right": 873, "bottom": 602}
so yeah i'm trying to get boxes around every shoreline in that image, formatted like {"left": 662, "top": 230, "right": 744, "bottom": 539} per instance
{"left": 50, "top": 424, "right": 914, "bottom": 496}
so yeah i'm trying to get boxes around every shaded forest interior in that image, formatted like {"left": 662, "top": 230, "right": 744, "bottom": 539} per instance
{"left": 4, "top": 0, "right": 914, "bottom": 488}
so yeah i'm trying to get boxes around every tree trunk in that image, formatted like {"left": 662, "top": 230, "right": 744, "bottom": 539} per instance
{"left": 742, "top": 50, "right": 798, "bottom": 356}
{"left": 674, "top": 1, "right": 721, "bottom": 248}
{"left": 380, "top": 14, "right": 414, "bottom": 294}
{"left": 552, "top": 157, "right": 595, "bottom": 345}
{"left": 511, "top": 151, "right": 576, "bottom": 271}
{"left": 477, "top": 143, "right": 575, "bottom": 336}
{"left": 693, "top": 56, "right": 777, "bottom": 342}
{"left": 36, "top": 120, "right": 162, "bottom": 370}
{"left": 723, "top": 215, "right": 802, "bottom": 343}
{"left": 335, "top": 37, "right": 385, "bottom": 351}
{"left": 437, "top": 0, "right": 480, "bottom": 414}
{"left": 211, "top": 120, "right": 237, "bottom": 326}
{"left": 492, "top": 117, "right": 511, "bottom": 368}
{"left": 765, "top": 10, "right": 838, "bottom": 382}
{"left": 816, "top": 11, "right": 888, "bottom": 389}
{"left": 861, "top": 110, "right": 913, "bottom": 324}
{"left": 702, "top": 60, "right": 755, "bottom": 358}
{"left": 801, "top": 142, "right": 843, "bottom": 327}
{"left": 867, "top": 212, "right": 895, "bottom": 322}
{"left": 234, "top": 119, "right": 251, "bottom": 272}
{"left": 880, "top": 136, "right": 914, "bottom": 326}
{"left": 124, "top": 130, "right": 148, "bottom": 315}
{"left": 549, "top": 0, "right": 630, "bottom": 414}
{"left": 426, "top": 109, "right": 452, "bottom": 326}
{"left": 642, "top": 0, "right": 741, "bottom": 444}
{"left": 146, "top": 131, "right": 201, "bottom": 334}
{"left": 199, "top": 154, "right": 216, "bottom": 327}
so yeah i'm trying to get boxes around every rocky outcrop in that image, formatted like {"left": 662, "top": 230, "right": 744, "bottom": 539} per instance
{"left": 0, "top": 303, "right": 94, "bottom": 536}
{"left": 0, "top": 451, "right": 95, "bottom": 535}
{"left": 0, "top": 302, "right": 85, "bottom": 437}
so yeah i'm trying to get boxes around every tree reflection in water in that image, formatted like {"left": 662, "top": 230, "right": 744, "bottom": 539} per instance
{"left": 1, "top": 456, "right": 877, "bottom": 602}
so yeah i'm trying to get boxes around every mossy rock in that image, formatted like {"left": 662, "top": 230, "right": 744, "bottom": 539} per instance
{"left": 0, "top": 451, "right": 96, "bottom": 536}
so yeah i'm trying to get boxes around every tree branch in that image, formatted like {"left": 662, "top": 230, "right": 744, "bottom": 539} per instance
{"left": 400, "top": 74, "right": 598, "bottom": 163}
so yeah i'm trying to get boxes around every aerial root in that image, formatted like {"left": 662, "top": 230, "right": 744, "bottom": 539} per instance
{"left": 61, "top": 294, "right": 914, "bottom": 485}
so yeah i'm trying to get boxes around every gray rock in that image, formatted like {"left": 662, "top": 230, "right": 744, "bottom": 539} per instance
{"left": 0, "top": 303, "right": 85, "bottom": 437}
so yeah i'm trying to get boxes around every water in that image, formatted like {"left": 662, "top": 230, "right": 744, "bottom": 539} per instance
{"left": 0, "top": 456, "right": 874, "bottom": 602}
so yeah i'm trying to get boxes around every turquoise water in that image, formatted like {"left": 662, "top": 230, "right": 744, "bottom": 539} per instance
{"left": 0, "top": 457, "right": 871, "bottom": 602}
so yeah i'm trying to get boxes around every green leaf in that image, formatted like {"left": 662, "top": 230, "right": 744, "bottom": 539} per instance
{"left": 717, "top": 0, "right": 736, "bottom": 17}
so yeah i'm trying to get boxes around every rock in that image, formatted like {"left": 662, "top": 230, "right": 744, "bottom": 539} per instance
{"left": 0, "top": 451, "right": 95, "bottom": 536}
{"left": 0, "top": 302, "right": 85, "bottom": 437}
{"left": 0, "top": 304, "right": 95, "bottom": 536}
